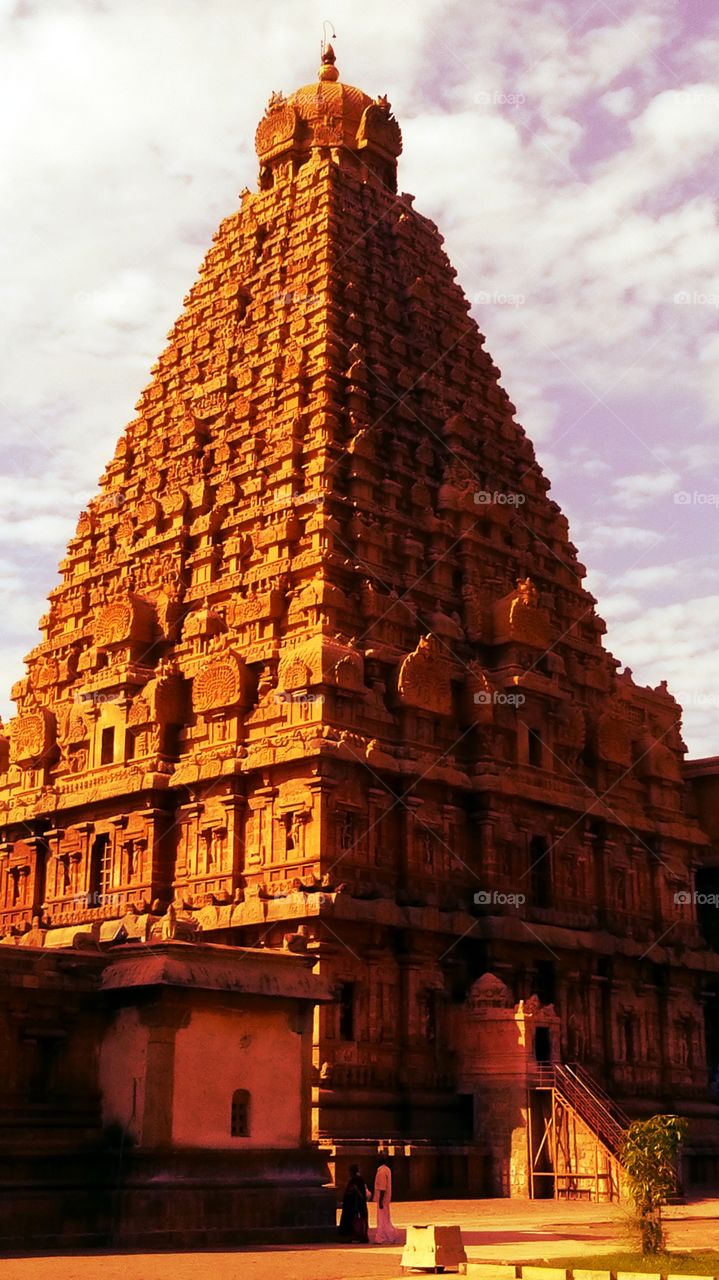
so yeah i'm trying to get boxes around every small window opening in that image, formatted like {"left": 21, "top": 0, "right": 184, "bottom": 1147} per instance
{"left": 100, "top": 726, "right": 115, "bottom": 766}
{"left": 231, "top": 1088, "right": 250, "bottom": 1137}
{"left": 528, "top": 728, "right": 543, "bottom": 767}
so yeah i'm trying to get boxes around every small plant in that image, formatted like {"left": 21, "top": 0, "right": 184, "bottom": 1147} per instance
{"left": 619, "top": 1114, "right": 688, "bottom": 1255}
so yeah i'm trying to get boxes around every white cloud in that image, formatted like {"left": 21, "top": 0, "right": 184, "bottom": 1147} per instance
{"left": 620, "top": 564, "right": 680, "bottom": 590}
{"left": 631, "top": 84, "right": 719, "bottom": 161}
{"left": 612, "top": 469, "right": 680, "bottom": 509}
{"left": 602, "top": 86, "right": 636, "bottom": 117}
{"left": 573, "top": 521, "right": 659, "bottom": 551}
{"left": 596, "top": 591, "right": 641, "bottom": 619}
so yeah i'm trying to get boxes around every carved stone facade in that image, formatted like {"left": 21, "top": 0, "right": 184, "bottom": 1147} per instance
{"left": 1, "top": 48, "right": 718, "bottom": 1194}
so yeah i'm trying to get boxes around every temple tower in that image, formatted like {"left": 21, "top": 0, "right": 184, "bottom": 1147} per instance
{"left": 1, "top": 46, "right": 717, "bottom": 1194}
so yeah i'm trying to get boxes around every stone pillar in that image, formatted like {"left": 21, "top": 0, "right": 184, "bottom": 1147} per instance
{"left": 442, "top": 802, "right": 463, "bottom": 881}
{"left": 74, "top": 822, "right": 94, "bottom": 900}
{"left": 0, "top": 842, "right": 9, "bottom": 911}
{"left": 138, "top": 1001, "right": 190, "bottom": 1148}
{"left": 601, "top": 838, "right": 617, "bottom": 927}
{"left": 656, "top": 973, "right": 671, "bottom": 1096}
{"left": 402, "top": 798, "right": 422, "bottom": 895}
{"left": 556, "top": 971, "right": 570, "bottom": 1058}
{"left": 256, "top": 785, "right": 278, "bottom": 867}
{"left": 288, "top": 1001, "right": 316, "bottom": 1146}
{"left": 244, "top": 794, "right": 265, "bottom": 871}
{"left": 109, "top": 816, "right": 127, "bottom": 893}
{"left": 44, "top": 829, "right": 64, "bottom": 905}
{"left": 177, "top": 800, "right": 202, "bottom": 881}
{"left": 137, "top": 806, "right": 170, "bottom": 900}
{"left": 477, "top": 808, "right": 500, "bottom": 883}
{"left": 398, "top": 951, "right": 424, "bottom": 1048}
{"left": 220, "top": 791, "right": 246, "bottom": 890}
{"left": 308, "top": 777, "right": 337, "bottom": 874}
{"left": 23, "top": 837, "right": 47, "bottom": 916}
{"left": 367, "top": 787, "right": 386, "bottom": 868}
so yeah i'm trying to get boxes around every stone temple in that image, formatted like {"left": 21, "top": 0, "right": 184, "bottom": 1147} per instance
{"left": 1, "top": 46, "right": 718, "bottom": 1200}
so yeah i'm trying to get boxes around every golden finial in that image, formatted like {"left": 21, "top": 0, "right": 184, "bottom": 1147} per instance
{"left": 319, "top": 21, "right": 339, "bottom": 82}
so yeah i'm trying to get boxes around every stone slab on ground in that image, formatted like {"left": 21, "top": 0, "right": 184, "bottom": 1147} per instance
{"left": 460, "top": 1265, "right": 519, "bottom": 1278}
{"left": 573, "top": 1271, "right": 622, "bottom": 1280}
{"left": 666, "top": 1275, "right": 719, "bottom": 1280}
{"left": 522, "top": 1267, "right": 570, "bottom": 1280}
{"left": 401, "top": 1223, "right": 467, "bottom": 1271}
{"left": 616, "top": 1273, "right": 662, "bottom": 1280}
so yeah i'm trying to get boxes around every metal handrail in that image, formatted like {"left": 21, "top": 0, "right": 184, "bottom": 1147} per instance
{"left": 564, "top": 1062, "right": 631, "bottom": 1128}
{"left": 553, "top": 1065, "right": 626, "bottom": 1155}
{"left": 559, "top": 1066, "right": 630, "bottom": 1139}
{"left": 532, "top": 1063, "right": 556, "bottom": 1087}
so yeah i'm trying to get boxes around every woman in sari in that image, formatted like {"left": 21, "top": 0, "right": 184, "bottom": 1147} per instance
{"left": 337, "top": 1164, "right": 370, "bottom": 1243}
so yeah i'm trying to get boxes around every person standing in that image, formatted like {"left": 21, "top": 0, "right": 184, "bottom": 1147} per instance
{"left": 373, "top": 1158, "right": 402, "bottom": 1244}
{"left": 337, "top": 1164, "right": 370, "bottom": 1243}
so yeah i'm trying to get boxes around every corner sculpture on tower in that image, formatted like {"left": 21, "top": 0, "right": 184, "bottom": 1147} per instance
{"left": 1, "top": 46, "right": 717, "bottom": 1196}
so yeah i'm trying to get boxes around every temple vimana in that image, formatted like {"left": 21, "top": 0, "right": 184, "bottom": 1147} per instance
{"left": 2, "top": 45, "right": 719, "bottom": 1203}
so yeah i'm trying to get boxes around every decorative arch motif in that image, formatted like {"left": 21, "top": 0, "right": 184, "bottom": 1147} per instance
{"left": 192, "top": 650, "right": 248, "bottom": 714}
{"left": 397, "top": 634, "right": 452, "bottom": 715}
{"left": 10, "top": 708, "right": 55, "bottom": 764}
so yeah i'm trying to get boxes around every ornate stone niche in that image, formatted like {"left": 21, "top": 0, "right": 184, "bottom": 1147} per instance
{"left": 594, "top": 700, "right": 634, "bottom": 768}
{"left": 356, "top": 96, "right": 402, "bottom": 165}
{"left": 192, "top": 649, "right": 252, "bottom": 716}
{"left": 277, "top": 636, "right": 364, "bottom": 696}
{"left": 466, "top": 972, "right": 513, "bottom": 1009}
{"left": 397, "top": 634, "right": 452, "bottom": 715}
{"left": 94, "top": 592, "right": 156, "bottom": 659}
{"left": 10, "top": 708, "right": 56, "bottom": 767}
{"left": 492, "top": 577, "right": 550, "bottom": 648}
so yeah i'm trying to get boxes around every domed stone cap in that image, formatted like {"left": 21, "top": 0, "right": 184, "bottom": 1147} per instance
{"left": 466, "top": 972, "right": 513, "bottom": 1009}
{"left": 255, "top": 46, "right": 402, "bottom": 185}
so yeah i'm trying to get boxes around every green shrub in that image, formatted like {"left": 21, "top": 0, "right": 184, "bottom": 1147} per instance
{"left": 619, "top": 1114, "right": 688, "bottom": 1255}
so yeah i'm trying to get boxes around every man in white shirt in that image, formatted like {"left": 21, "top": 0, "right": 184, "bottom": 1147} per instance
{"left": 373, "top": 1159, "right": 402, "bottom": 1244}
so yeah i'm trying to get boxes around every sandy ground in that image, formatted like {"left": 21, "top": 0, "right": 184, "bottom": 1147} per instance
{"left": 1, "top": 1197, "right": 718, "bottom": 1280}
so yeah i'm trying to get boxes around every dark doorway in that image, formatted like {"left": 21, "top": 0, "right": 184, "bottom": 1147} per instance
{"left": 534, "top": 1025, "right": 551, "bottom": 1063}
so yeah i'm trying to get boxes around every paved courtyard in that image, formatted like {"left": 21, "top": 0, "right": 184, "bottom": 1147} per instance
{"left": 2, "top": 1198, "right": 718, "bottom": 1280}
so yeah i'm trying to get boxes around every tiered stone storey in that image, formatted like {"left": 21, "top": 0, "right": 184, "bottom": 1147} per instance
{"left": 1, "top": 47, "right": 716, "bottom": 1193}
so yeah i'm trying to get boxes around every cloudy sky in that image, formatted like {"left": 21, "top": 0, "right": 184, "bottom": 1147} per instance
{"left": 1, "top": 0, "right": 718, "bottom": 755}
